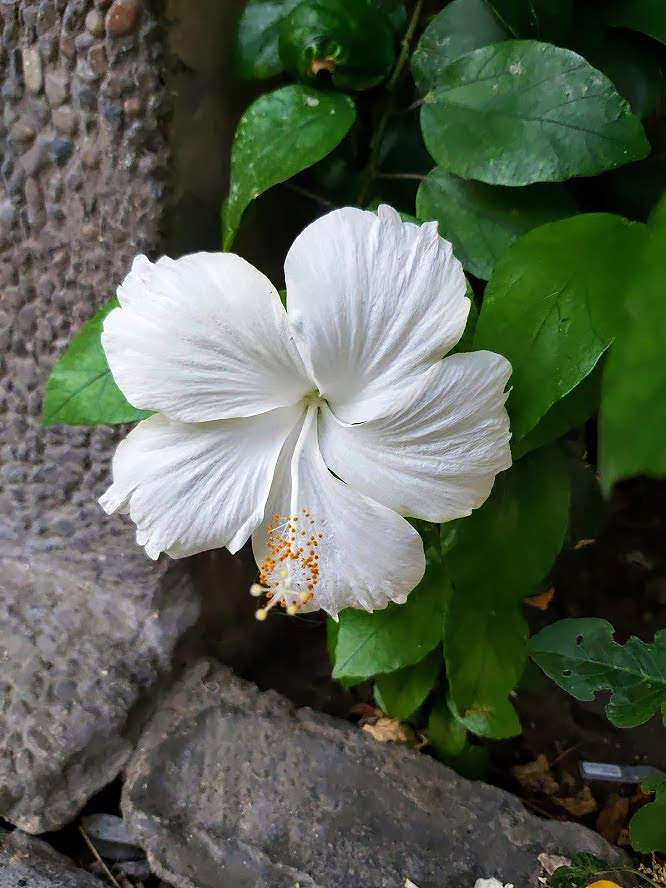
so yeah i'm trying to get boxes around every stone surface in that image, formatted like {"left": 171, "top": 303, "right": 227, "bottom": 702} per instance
{"left": 0, "top": 829, "right": 105, "bottom": 887}
{"left": 123, "top": 661, "right": 625, "bottom": 888}
{"left": 0, "top": 0, "right": 201, "bottom": 833}
{"left": 105, "top": 0, "right": 140, "bottom": 37}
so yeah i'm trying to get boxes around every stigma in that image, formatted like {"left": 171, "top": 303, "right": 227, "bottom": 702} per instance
{"left": 251, "top": 509, "right": 322, "bottom": 620}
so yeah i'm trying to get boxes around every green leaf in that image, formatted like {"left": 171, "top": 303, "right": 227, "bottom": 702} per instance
{"left": 607, "top": 0, "right": 666, "bottom": 45}
{"left": 630, "top": 774, "right": 666, "bottom": 852}
{"left": 550, "top": 853, "right": 614, "bottom": 888}
{"left": 448, "top": 692, "right": 521, "bottom": 740}
{"left": 332, "top": 564, "right": 451, "bottom": 680}
{"left": 529, "top": 618, "right": 666, "bottom": 728}
{"left": 487, "top": 0, "right": 574, "bottom": 42}
{"left": 512, "top": 365, "right": 602, "bottom": 460}
{"left": 571, "top": 16, "right": 666, "bottom": 118}
{"left": 428, "top": 700, "right": 467, "bottom": 759}
{"left": 420, "top": 41, "right": 650, "bottom": 186}
{"left": 278, "top": 0, "right": 395, "bottom": 91}
{"left": 416, "top": 168, "right": 576, "bottom": 280}
{"left": 474, "top": 213, "right": 646, "bottom": 441}
{"left": 371, "top": 0, "right": 406, "bottom": 32}
{"left": 443, "top": 446, "right": 570, "bottom": 720}
{"left": 232, "top": 0, "right": 301, "bottom": 79}
{"left": 222, "top": 86, "right": 355, "bottom": 249}
{"left": 450, "top": 291, "right": 478, "bottom": 354}
{"left": 411, "top": 0, "right": 507, "bottom": 94}
{"left": 599, "top": 215, "right": 666, "bottom": 489}
{"left": 374, "top": 648, "right": 441, "bottom": 720}
{"left": 42, "top": 299, "right": 151, "bottom": 427}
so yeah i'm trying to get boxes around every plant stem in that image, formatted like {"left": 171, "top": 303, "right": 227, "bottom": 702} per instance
{"left": 377, "top": 172, "right": 425, "bottom": 182}
{"left": 358, "top": 0, "right": 424, "bottom": 206}
{"left": 284, "top": 181, "right": 336, "bottom": 209}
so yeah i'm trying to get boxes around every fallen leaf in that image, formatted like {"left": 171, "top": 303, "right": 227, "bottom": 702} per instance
{"left": 596, "top": 793, "right": 630, "bottom": 844}
{"left": 554, "top": 785, "right": 597, "bottom": 817}
{"left": 512, "top": 754, "right": 559, "bottom": 795}
{"left": 524, "top": 588, "right": 556, "bottom": 610}
{"left": 362, "top": 717, "right": 423, "bottom": 747}
{"left": 349, "top": 703, "right": 382, "bottom": 723}
{"left": 404, "top": 880, "right": 420, "bottom": 888}
{"left": 574, "top": 538, "right": 596, "bottom": 549}
{"left": 537, "top": 852, "right": 571, "bottom": 875}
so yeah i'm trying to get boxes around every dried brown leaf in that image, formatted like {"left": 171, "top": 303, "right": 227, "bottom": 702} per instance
{"left": 596, "top": 792, "right": 630, "bottom": 844}
{"left": 512, "top": 754, "right": 559, "bottom": 796}
{"left": 362, "top": 717, "right": 422, "bottom": 747}
{"left": 524, "top": 588, "right": 556, "bottom": 610}
{"left": 554, "top": 785, "right": 597, "bottom": 817}
{"left": 537, "top": 852, "right": 571, "bottom": 876}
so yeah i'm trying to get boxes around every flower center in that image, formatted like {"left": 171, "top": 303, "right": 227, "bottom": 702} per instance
{"left": 251, "top": 401, "right": 323, "bottom": 621}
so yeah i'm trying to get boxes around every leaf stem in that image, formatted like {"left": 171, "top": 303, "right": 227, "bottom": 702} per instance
{"left": 358, "top": 0, "right": 424, "bottom": 206}
{"left": 377, "top": 172, "right": 425, "bottom": 182}
{"left": 284, "top": 181, "right": 336, "bottom": 209}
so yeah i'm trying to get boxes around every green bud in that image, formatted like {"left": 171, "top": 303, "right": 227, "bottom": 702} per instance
{"left": 278, "top": 0, "right": 395, "bottom": 91}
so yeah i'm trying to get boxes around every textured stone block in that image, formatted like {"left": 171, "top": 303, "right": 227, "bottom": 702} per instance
{"left": 0, "top": 829, "right": 105, "bottom": 887}
{"left": 123, "top": 661, "right": 624, "bottom": 888}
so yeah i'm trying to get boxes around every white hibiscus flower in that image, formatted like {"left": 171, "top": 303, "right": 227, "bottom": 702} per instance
{"left": 99, "top": 205, "right": 512, "bottom": 619}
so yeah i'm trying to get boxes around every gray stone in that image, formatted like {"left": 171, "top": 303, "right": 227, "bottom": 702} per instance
{"left": 44, "top": 70, "right": 68, "bottom": 106}
{"left": 80, "top": 814, "right": 144, "bottom": 861}
{"left": 106, "top": 0, "right": 140, "bottom": 37}
{"left": 22, "top": 46, "right": 43, "bottom": 93}
{"left": 85, "top": 9, "right": 105, "bottom": 37}
{"left": 8, "top": 115, "right": 36, "bottom": 142}
{"left": 123, "top": 661, "right": 625, "bottom": 888}
{"left": 0, "top": 829, "right": 105, "bottom": 887}
{"left": 0, "top": 0, "right": 204, "bottom": 834}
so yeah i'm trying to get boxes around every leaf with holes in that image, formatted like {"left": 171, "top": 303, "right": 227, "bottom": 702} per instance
{"left": 474, "top": 213, "right": 646, "bottom": 441}
{"left": 222, "top": 85, "right": 356, "bottom": 249}
{"left": 530, "top": 618, "right": 666, "bottom": 728}
{"left": 333, "top": 563, "right": 451, "bottom": 680}
{"left": 416, "top": 167, "right": 576, "bottom": 280}
{"left": 420, "top": 41, "right": 650, "bottom": 186}
{"left": 411, "top": 0, "right": 507, "bottom": 93}
{"left": 42, "top": 299, "right": 151, "bottom": 426}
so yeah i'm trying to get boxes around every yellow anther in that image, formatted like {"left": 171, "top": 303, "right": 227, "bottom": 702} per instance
{"left": 279, "top": 569, "right": 288, "bottom": 579}
{"left": 286, "top": 604, "right": 298, "bottom": 616}
{"left": 249, "top": 583, "right": 263, "bottom": 598}
{"left": 299, "top": 591, "right": 309, "bottom": 603}
{"left": 255, "top": 608, "right": 268, "bottom": 621}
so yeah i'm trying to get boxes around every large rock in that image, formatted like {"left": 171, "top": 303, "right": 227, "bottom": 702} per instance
{"left": 0, "top": 829, "right": 105, "bottom": 887}
{"left": 123, "top": 661, "right": 624, "bottom": 888}
{"left": 0, "top": 0, "right": 202, "bottom": 831}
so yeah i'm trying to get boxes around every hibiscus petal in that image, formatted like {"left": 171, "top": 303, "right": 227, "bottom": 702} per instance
{"left": 102, "top": 252, "right": 311, "bottom": 422}
{"left": 99, "top": 404, "right": 304, "bottom": 559}
{"left": 319, "top": 351, "right": 512, "bottom": 522}
{"left": 284, "top": 205, "right": 469, "bottom": 423}
{"left": 251, "top": 407, "right": 425, "bottom": 618}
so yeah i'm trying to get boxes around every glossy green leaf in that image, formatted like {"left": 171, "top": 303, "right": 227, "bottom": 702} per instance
{"left": 450, "top": 292, "right": 478, "bottom": 354}
{"left": 222, "top": 86, "right": 355, "bottom": 249}
{"left": 374, "top": 648, "right": 441, "bottom": 720}
{"left": 443, "top": 446, "right": 569, "bottom": 721}
{"left": 372, "top": 0, "right": 406, "bottom": 32}
{"left": 607, "top": 0, "right": 666, "bottom": 45}
{"left": 411, "top": 0, "right": 507, "bottom": 93}
{"left": 530, "top": 618, "right": 666, "bottom": 728}
{"left": 232, "top": 0, "right": 301, "bottom": 79}
{"left": 278, "top": 0, "right": 394, "bottom": 91}
{"left": 512, "top": 365, "right": 602, "bottom": 460}
{"left": 416, "top": 168, "right": 576, "bottom": 280}
{"left": 599, "top": 212, "right": 666, "bottom": 489}
{"left": 42, "top": 299, "right": 151, "bottom": 427}
{"left": 487, "top": 0, "right": 574, "bottom": 42}
{"left": 475, "top": 214, "right": 647, "bottom": 441}
{"left": 332, "top": 564, "right": 451, "bottom": 680}
{"left": 630, "top": 774, "right": 666, "bottom": 852}
{"left": 420, "top": 41, "right": 650, "bottom": 186}
{"left": 448, "top": 692, "right": 521, "bottom": 739}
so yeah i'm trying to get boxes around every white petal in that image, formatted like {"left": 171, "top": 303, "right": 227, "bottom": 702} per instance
{"left": 99, "top": 405, "right": 304, "bottom": 560}
{"left": 284, "top": 205, "right": 469, "bottom": 423}
{"left": 102, "top": 252, "right": 311, "bottom": 422}
{"left": 251, "top": 407, "right": 425, "bottom": 618}
{"left": 319, "top": 352, "right": 512, "bottom": 523}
